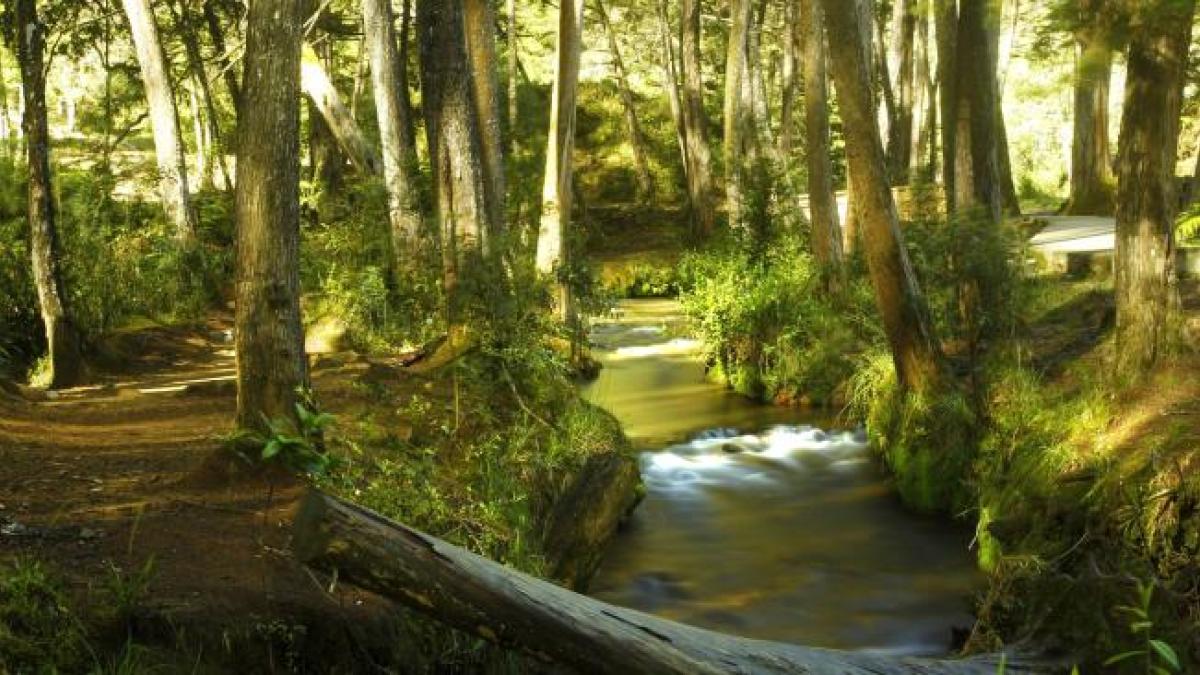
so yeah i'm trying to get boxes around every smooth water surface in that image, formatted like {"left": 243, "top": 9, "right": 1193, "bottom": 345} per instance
{"left": 581, "top": 299, "right": 981, "bottom": 656}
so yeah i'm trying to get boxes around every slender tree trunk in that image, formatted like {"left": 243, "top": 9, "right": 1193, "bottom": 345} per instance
{"left": 234, "top": 0, "right": 309, "bottom": 431}
{"left": 506, "top": 0, "right": 518, "bottom": 139}
{"left": 912, "top": 5, "right": 937, "bottom": 182}
{"left": 169, "top": 0, "right": 233, "bottom": 193}
{"left": 203, "top": 0, "right": 240, "bottom": 111}
{"left": 301, "top": 48, "right": 382, "bottom": 175}
{"left": 886, "top": 0, "right": 915, "bottom": 184}
{"left": 17, "top": 0, "right": 84, "bottom": 389}
{"left": 597, "top": 0, "right": 655, "bottom": 200}
{"left": 418, "top": 0, "right": 491, "bottom": 325}
{"left": 989, "top": 3, "right": 1020, "bottom": 216}
{"left": 1064, "top": 2, "right": 1115, "bottom": 215}
{"left": 951, "top": 0, "right": 1003, "bottom": 224}
{"left": 681, "top": 0, "right": 716, "bottom": 238}
{"left": 463, "top": 0, "right": 507, "bottom": 239}
{"left": 934, "top": 0, "right": 957, "bottom": 213}
{"left": 801, "top": 0, "right": 843, "bottom": 284}
{"left": 363, "top": 0, "right": 425, "bottom": 277}
{"left": 188, "top": 82, "right": 212, "bottom": 189}
{"left": 778, "top": 0, "right": 801, "bottom": 162}
{"left": 122, "top": 0, "right": 199, "bottom": 244}
{"left": 656, "top": 0, "right": 689, "bottom": 198}
{"left": 308, "top": 40, "right": 344, "bottom": 194}
{"left": 724, "top": 0, "right": 756, "bottom": 231}
{"left": 535, "top": 0, "right": 585, "bottom": 322}
{"left": 820, "top": 0, "right": 945, "bottom": 395}
{"left": 1113, "top": 0, "right": 1196, "bottom": 380}
{"left": 397, "top": 0, "right": 417, "bottom": 157}
{"left": 841, "top": 0, "right": 875, "bottom": 255}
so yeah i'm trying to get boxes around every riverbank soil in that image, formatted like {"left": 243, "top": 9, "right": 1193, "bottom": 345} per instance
{"left": 0, "top": 318, "right": 637, "bottom": 672}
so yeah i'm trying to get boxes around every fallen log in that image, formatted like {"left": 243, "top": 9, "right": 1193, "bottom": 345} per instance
{"left": 292, "top": 490, "right": 1043, "bottom": 674}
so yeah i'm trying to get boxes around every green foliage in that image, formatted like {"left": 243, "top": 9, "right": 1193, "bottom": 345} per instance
{"left": 241, "top": 390, "right": 339, "bottom": 477}
{"left": 1105, "top": 580, "right": 1182, "bottom": 674}
{"left": 679, "top": 229, "right": 881, "bottom": 405}
{"left": 0, "top": 557, "right": 88, "bottom": 673}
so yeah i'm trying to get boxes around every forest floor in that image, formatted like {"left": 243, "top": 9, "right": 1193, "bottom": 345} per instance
{"left": 0, "top": 319, "right": 411, "bottom": 670}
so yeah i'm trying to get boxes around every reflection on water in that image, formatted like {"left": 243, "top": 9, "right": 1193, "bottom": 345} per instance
{"left": 582, "top": 299, "right": 981, "bottom": 656}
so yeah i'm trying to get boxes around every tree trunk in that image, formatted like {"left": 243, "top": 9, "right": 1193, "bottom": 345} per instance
{"left": 122, "top": 0, "right": 199, "bottom": 244}
{"left": 988, "top": 3, "right": 1021, "bottom": 217}
{"left": 169, "top": 0, "right": 233, "bottom": 193}
{"left": 187, "top": 81, "right": 211, "bottom": 189}
{"left": 363, "top": 0, "right": 425, "bottom": 277}
{"left": 934, "top": 0, "right": 957, "bottom": 213}
{"left": 912, "top": 5, "right": 937, "bottom": 182}
{"left": 801, "top": 0, "right": 844, "bottom": 283}
{"left": 397, "top": 0, "right": 418, "bottom": 158}
{"left": 724, "top": 0, "right": 757, "bottom": 231}
{"left": 1113, "top": 0, "right": 1196, "bottom": 381}
{"left": 308, "top": 40, "right": 344, "bottom": 195}
{"left": 418, "top": 0, "right": 491, "bottom": 325}
{"left": 778, "top": 0, "right": 801, "bottom": 162}
{"left": 886, "top": 0, "right": 915, "bottom": 185}
{"left": 1063, "top": 2, "right": 1115, "bottom": 216}
{"left": 821, "top": 0, "right": 945, "bottom": 395}
{"left": 17, "top": 0, "right": 84, "bottom": 389}
{"left": 203, "top": 0, "right": 241, "bottom": 111}
{"left": 463, "top": 0, "right": 507, "bottom": 239}
{"left": 655, "top": 0, "right": 689, "bottom": 198}
{"left": 233, "top": 0, "right": 309, "bottom": 431}
{"left": 292, "top": 490, "right": 1035, "bottom": 675}
{"left": 597, "top": 0, "right": 655, "bottom": 200}
{"left": 506, "top": 0, "right": 518, "bottom": 140}
{"left": 841, "top": 0, "right": 875, "bottom": 255}
{"left": 681, "top": 0, "right": 716, "bottom": 238}
{"left": 301, "top": 48, "right": 382, "bottom": 176}
{"left": 951, "top": 0, "right": 1003, "bottom": 224}
{"left": 535, "top": 0, "right": 584, "bottom": 322}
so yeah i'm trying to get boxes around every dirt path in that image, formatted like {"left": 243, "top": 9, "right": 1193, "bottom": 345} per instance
{"left": 0, "top": 323, "right": 399, "bottom": 670}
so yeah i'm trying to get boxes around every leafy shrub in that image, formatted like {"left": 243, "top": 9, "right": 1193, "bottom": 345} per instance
{"left": 0, "top": 558, "right": 87, "bottom": 673}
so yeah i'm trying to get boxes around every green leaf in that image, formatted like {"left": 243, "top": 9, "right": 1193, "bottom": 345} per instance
{"left": 1129, "top": 620, "right": 1153, "bottom": 633}
{"left": 1149, "top": 640, "right": 1181, "bottom": 671}
{"left": 1103, "top": 650, "right": 1146, "bottom": 667}
{"left": 262, "top": 439, "right": 282, "bottom": 459}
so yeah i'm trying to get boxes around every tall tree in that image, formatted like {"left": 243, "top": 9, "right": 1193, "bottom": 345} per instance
{"left": 506, "top": 0, "right": 518, "bottom": 138}
{"left": 801, "top": 0, "right": 844, "bottom": 283}
{"left": 723, "top": 0, "right": 760, "bottom": 231}
{"left": 301, "top": 49, "right": 381, "bottom": 175}
{"left": 16, "top": 0, "right": 84, "bottom": 389}
{"left": 820, "top": 0, "right": 945, "bottom": 394}
{"left": 1063, "top": 1, "right": 1115, "bottom": 215}
{"left": 418, "top": 0, "right": 492, "bottom": 324}
{"left": 840, "top": 0, "right": 875, "bottom": 255}
{"left": 167, "top": 0, "right": 232, "bottom": 193}
{"left": 680, "top": 0, "right": 716, "bottom": 238}
{"left": 535, "top": 0, "right": 585, "bottom": 320}
{"left": 363, "top": 0, "right": 424, "bottom": 276}
{"left": 596, "top": 0, "right": 655, "bottom": 200}
{"left": 1113, "top": 0, "right": 1196, "bottom": 380}
{"left": 464, "top": 0, "right": 506, "bottom": 239}
{"left": 885, "top": 0, "right": 916, "bottom": 184}
{"left": 911, "top": 2, "right": 937, "bottom": 180}
{"left": 934, "top": 0, "right": 958, "bottom": 213}
{"left": 122, "top": 0, "right": 199, "bottom": 243}
{"left": 951, "top": 0, "right": 1003, "bottom": 224}
{"left": 203, "top": 0, "right": 240, "bottom": 109}
{"left": 234, "top": 0, "right": 309, "bottom": 431}
{"left": 655, "top": 0, "right": 688, "bottom": 196}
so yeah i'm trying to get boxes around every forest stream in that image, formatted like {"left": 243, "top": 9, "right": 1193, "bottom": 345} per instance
{"left": 581, "top": 299, "right": 983, "bottom": 657}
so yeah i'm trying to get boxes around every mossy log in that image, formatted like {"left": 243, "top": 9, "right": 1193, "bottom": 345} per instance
{"left": 292, "top": 490, "right": 1041, "bottom": 675}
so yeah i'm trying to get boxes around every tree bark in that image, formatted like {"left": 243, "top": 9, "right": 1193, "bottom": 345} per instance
{"left": 934, "top": 0, "right": 957, "bottom": 213}
{"left": 463, "top": 0, "right": 507, "bottom": 238}
{"left": 1063, "top": 1, "right": 1115, "bottom": 216}
{"left": 988, "top": 3, "right": 1020, "bottom": 217}
{"left": 535, "top": 0, "right": 585, "bottom": 322}
{"left": 912, "top": 4, "right": 937, "bottom": 181}
{"left": 841, "top": 0, "right": 875, "bottom": 255}
{"left": 1113, "top": 0, "right": 1196, "bottom": 380}
{"left": 363, "top": 0, "right": 425, "bottom": 277}
{"left": 597, "top": 0, "right": 655, "bottom": 200}
{"left": 723, "top": 0, "right": 758, "bottom": 231}
{"left": 169, "top": 0, "right": 233, "bottom": 193}
{"left": 418, "top": 0, "right": 491, "bottom": 325}
{"left": 300, "top": 47, "right": 382, "bottom": 176}
{"left": 801, "top": 0, "right": 843, "bottom": 283}
{"left": 680, "top": 0, "right": 716, "bottom": 238}
{"left": 778, "top": 0, "right": 801, "bottom": 162}
{"left": 233, "top": 0, "right": 309, "bottom": 431}
{"left": 292, "top": 490, "right": 1031, "bottom": 675}
{"left": 397, "top": 0, "right": 418, "bottom": 158}
{"left": 122, "top": 0, "right": 199, "bottom": 244}
{"left": 506, "top": 0, "right": 518, "bottom": 140}
{"left": 655, "top": 0, "right": 689, "bottom": 197}
{"left": 951, "top": 0, "right": 1003, "bottom": 224}
{"left": 821, "top": 0, "right": 946, "bottom": 395}
{"left": 17, "top": 0, "right": 84, "bottom": 389}
{"left": 885, "top": 0, "right": 915, "bottom": 184}
{"left": 203, "top": 0, "right": 240, "bottom": 111}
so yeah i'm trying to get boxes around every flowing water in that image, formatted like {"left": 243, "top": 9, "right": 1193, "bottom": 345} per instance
{"left": 581, "top": 299, "right": 981, "bottom": 656}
